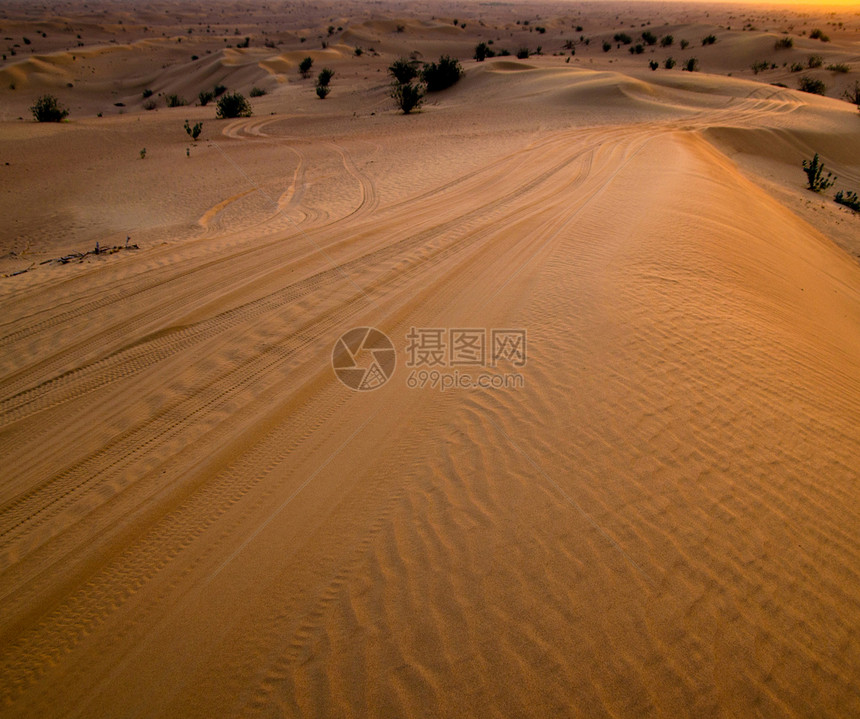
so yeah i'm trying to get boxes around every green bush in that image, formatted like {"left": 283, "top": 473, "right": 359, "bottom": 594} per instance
{"left": 752, "top": 60, "right": 770, "bottom": 74}
{"left": 30, "top": 94, "right": 68, "bottom": 122}
{"left": 809, "top": 29, "right": 830, "bottom": 42}
{"left": 808, "top": 55, "right": 823, "bottom": 69}
{"left": 602, "top": 41, "right": 611, "bottom": 52}
{"left": 474, "top": 42, "right": 494, "bottom": 61}
{"left": 389, "top": 58, "right": 419, "bottom": 84}
{"left": 299, "top": 57, "right": 313, "bottom": 77}
{"left": 249, "top": 86, "right": 267, "bottom": 97}
{"left": 516, "top": 47, "right": 530, "bottom": 59}
{"left": 216, "top": 91, "right": 252, "bottom": 118}
{"left": 198, "top": 90, "right": 214, "bottom": 105}
{"left": 422, "top": 56, "right": 463, "bottom": 91}
{"left": 835, "top": 189, "right": 860, "bottom": 211}
{"left": 629, "top": 44, "right": 644, "bottom": 55}
{"left": 642, "top": 31, "right": 657, "bottom": 45}
{"left": 790, "top": 62, "right": 804, "bottom": 73}
{"left": 213, "top": 83, "right": 227, "bottom": 97}
{"left": 649, "top": 60, "right": 658, "bottom": 71}
{"left": 802, "top": 153, "right": 835, "bottom": 192}
{"left": 315, "top": 84, "right": 330, "bottom": 99}
{"left": 798, "top": 76, "right": 826, "bottom": 95}
{"left": 665, "top": 57, "right": 676, "bottom": 69}
{"left": 774, "top": 36, "right": 793, "bottom": 50}
{"left": 165, "top": 94, "right": 186, "bottom": 107}
{"left": 680, "top": 39, "right": 689, "bottom": 49}
{"left": 683, "top": 57, "right": 699, "bottom": 72}
{"left": 184, "top": 119, "right": 203, "bottom": 140}
{"left": 843, "top": 81, "right": 860, "bottom": 106}
{"left": 613, "top": 32, "right": 632, "bottom": 45}
{"left": 142, "top": 88, "right": 154, "bottom": 98}
{"left": 826, "top": 64, "right": 849, "bottom": 73}
{"left": 317, "top": 68, "right": 334, "bottom": 87}
{"left": 660, "top": 35, "right": 673, "bottom": 47}
{"left": 391, "top": 82, "right": 424, "bottom": 114}
{"left": 702, "top": 35, "right": 717, "bottom": 46}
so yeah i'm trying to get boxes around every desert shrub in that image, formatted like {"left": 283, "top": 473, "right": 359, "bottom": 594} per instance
{"left": 702, "top": 35, "right": 717, "bottom": 46}
{"left": 752, "top": 60, "right": 770, "bottom": 74}
{"left": 499, "top": 48, "right": 511, "bottom": 56}
{"left": 165, "top": 94, "right": 186, "bottom": 107}
{"left": 680, "top": 39, "right": 689, "bottom": 49}
{"left": 391, "top": 82, "right": 424, "bottom": 113}
{"left": 661, "top": 35, "right": 673, "bottom": 47}
{"left": 642, "top": 31, "right": 657, "bottom": 45}
{"left": 198, "top": 89, "right": 214, "bottom": 105}
{"left": 140, "top": 147, "right": 146, "bottom": 159}
{"left": 843, "top": 81, "right": 860, "bottom": 106}
{"left": 807, "top": 55, "right": 823, "bottom": 69}
{"left": 629, "top": 44, "right": 644, "bottom": 55}
{"left": 774, "top": 36, "right": 793, "bottom": 49}
{"left": 142, "top": 88, "right": 154, "bottom": 98}
{"left": 649, "top": 60, "right": 659, "bottom": 71}
{"left": 299, "top": 57, "right": 313, "bottom": 78}
{"left": 809, "top": 29, "right": 830, "bottom": 42}
{"left": 835, "top": 189, "right": 860, "bottom": 211}
{"left": 798, "top": 76, "right": 826, "bottom": 95}
{"left": 474, "top": 42, "right": 494, "bottom": 61}
{"left": 802, "top": 153, "right": 835, "bottom": 192}
{"left": 237, "top": 36, "right": 250, "bottom": 48}
{"left": 422, "top": 56, "right": 463, "bottom": 91}
{"left": 516, "top": 47, "right": 530, "bottom": 59}
{"left": 602, "top": 41, "right": 611, "bottom": 52}
{"left": 683, "top": 57, "right": 699, "bottom": 72}
{"left": 317, "top": 68, "right": 334, "bottom": 87}
{"left": 354, "top": 47, "right": 363, "bottom": 56}
{"left": 30, "top": 95, "right": 68, "bottom": 122}
{"left": 389, "top": 58, "right": 419, "bottom": 84}
{"left": 216, "top": 91, "right": 252, "bottom": 118}
{"left": 315, "top": 84, "right": 330, "bottom": 99}
{"left": 143, "top": 98, "right": 157, "bottom": 110}
{"left": 790, "top": 62, "right": 804, "bottom": 73}
{"left": 184, "top": 119, "right": 203, "bottom": 140}
{"left": 664, "top": 57, "right": 676, "bottom": 69}
{"left": 826, "top": 64, "right": 849, "bottom": 73}
{"left": 613, "top": 32, "right": 632, "bottom": 45}
{"left": 213, "top": 83, "right": 227, "bottom": 97}
{"left": 249, "top": 86, "right": 267, "bottom": 97}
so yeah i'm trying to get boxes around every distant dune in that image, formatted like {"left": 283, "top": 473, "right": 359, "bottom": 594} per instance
{"left": 1, "top": 1, "right": 859, "bottom": 718}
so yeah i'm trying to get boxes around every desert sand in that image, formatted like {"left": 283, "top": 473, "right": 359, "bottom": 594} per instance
{"left": 1, "top": 0, "right": 859, "bottom": 717}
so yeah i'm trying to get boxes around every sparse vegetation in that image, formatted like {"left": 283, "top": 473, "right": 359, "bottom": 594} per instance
{"left": 660, "top": 35, "right": 674, "bottom": 47}
{"left": 642, "top": 31, "right": 657, "bottom": 45}
{"left": 843, "top": 81, "right": 860, "bottom": 106}
{"left": 702, "top": 34, "right": 717, "bottom": 46}
{"left": 802, "top": 153, "right": 835, "bottom": 192}
{"left": 216, "top": 91, "right": 252, "bottom": 118}
{"left": 602, "top": 41, "right": 611, "bottom": 52}
{"left": 249, "top": 86, "right": 267, "bottom": 97}
{"left": 680, "top": 39, "right": 690, "bottom": 50}
{"left": 422, "top": 56, "right": 463, "bottom": 92}
{"left": 315, "top": 68, "right": 334, "bottom": 99}
{"left": 474, "top": 42, "right": 494, "bottom": 61}
{"left": 143, "top": 99, "right": 157, "bottom": 111}
{"left": 142, "top": 88, "right": 154, "bottom": 98}
{"left": 299, "top": 57, "right": 313, "bottom": 78}
{"left": 184, "top": 119, "right": 203, "bottom": 140}
{"left": 391, "top": 82, "right": 424, "bottom": 114}
{"left": 807, "top": 55, "right": 823, "bottom": 69}
{"left": 613, "top": 32, "right": 632, "bottom": 45}
{"left": 30, "top": 95, "right": 68, "bottom": 122}
{"left": 629, "top": 44, "right": 644, "bottom": 55}
{"left": 826, "top": 64, "right": 849, "bottom": 74}
{"left": 516, "top": 47, "right": 530, "bottom": 59}
{"left": 664, "top": 57, "right": 676, "bottom": 69}
{"left": 774, "top": 36, "right": 793, "bottom": 50}
{"left": 649, "top": 60, "right": 659, "bottom": 71}
{"left": 316, "top": 85, "right": 330, "bottom": 99}
{"left": 683, "top": 57, "right": 699, "bottom": 72}
{"left": 198, "top": 90, "right": 214, "bottom": 105}
{"left": 213, "top": 83, "right": 227, "bottom": 97}
{"left": 140, "top": 147, "right": 147, "bottom": 160}
{"left": 389, "top": 58, "right": 419, "bottom": 84}
{"left": 809, "top": 28, "right": 830, "bottom": 42}
{"left": 165, "top": 94, "right": 186, "bottom": 107}
{"left": 790, "top": 62, "right": 804, "bottom": 73}
{"left": 752, "top": 60, "right": 770, "bottom": 74}
{"left": 798, "top": 76, "right": 826, "bottom": 95}
{"left": 835, "top": 189, "right": 860, "bottom": 211}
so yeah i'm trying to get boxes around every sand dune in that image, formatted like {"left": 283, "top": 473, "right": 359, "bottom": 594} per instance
{"left": 1, "top": 1, "right": 859, "bottom": 717}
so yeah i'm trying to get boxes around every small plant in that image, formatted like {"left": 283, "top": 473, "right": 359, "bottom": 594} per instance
{"left": 315, "top": 84, "right": 330, "bottom": 99}
{"left": 142, "top": 88, "right": 154, "bottom": 98}
{"left": 140, "top": 147, "right": 147, "bottom": 159}
{"left": 354, "top": 46, "right": 363, "bottom": 56}
{"left": 664, "top": 57, "right": 676, "bottom": 69}
{"left": 649, "top": 60, "right": 658, "bottom": 71}
{"left": 216, "top": 91, "right": 252, "bottom": 118}
{"left": 237, "top": 36, "right": 250, "bottom": 48}
{"left": 613, "top": 32, "right": 632, "bottom": 45}
{"left": 798, "top": 76, "right": 826, "bottom": 95}
{"left": 30, "top": 94, "right": 68, "bottom": 122}
{"left": 702, "top": 35, "right": 717, "bottom": 46}
{"left": 602, "top": 40, "right": 611, "bottom": 52}
{"left": 834, "top": 189, "right": 860, "bottom": 211}
{"left": 629, "top": 44, "right": 644, "bottom": 55}
{"left": 516, "top": 47, "right": 530, "bottom": 59}
{"left": 474, "top": 42, "right": 494, "bottom": 61}
{"left": 826, "top": 64, "right": 849, "bottom": 74}
{"left": 809, "top": 28, "right": 830, "bottom": 42}
{"left": 843, "top": 81, "right": 860, "bottom": 106}
{"left": 392, "top": 82, "right": 424, "bottom": 114}
{"left": 642, "top": 31, "right": 657, "bottom": 45}
{"left": 184, "top": 119, "right": 203, "bottom": 140}
{"left": 198, "top": 90, "right": 214, "bottom": 105}
{"left": 422, "top": 56, "right": 463, "bottom": 92}
{"left": 317, "top": 68, "right": 334, "bottom": 87}
{"left": 389, "top": 58, "right": 419, "bottom": 84}
{"left": 299, "top": 56, "right": 313, "bottom": 78}
{"left": 680, "top": 39, "right": 689, "bottom": 49}
{"left": 802, "top": 153, "right": 835, "bottom": 192}
{"left": 660, "top": 35, "right": 673, "bottom": 47}
{"left": 143, "top": 99, "right": 157, "bottom": 111}
{"left": 808, "top": 55, "right": 823, "bottom": 69}
{"left": 683, "top": 57, "right": 699, "bottom": 72}
{"left": 249, "top": 86, "right": 267, "bottom": 97}
{"left": 213, "top": 83, "right": 227, "bottom": 97}
{"left": 774, "top": 36, "right": 793, "bottom": 49}
{"left": 165, "top": 94, "right": 186, "bottom": 107}
{"left": 752, "top": 60, "right": 770, "bottom": 74}
{"left": 790, "top": 62, "right": 804, "bottom": 73}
